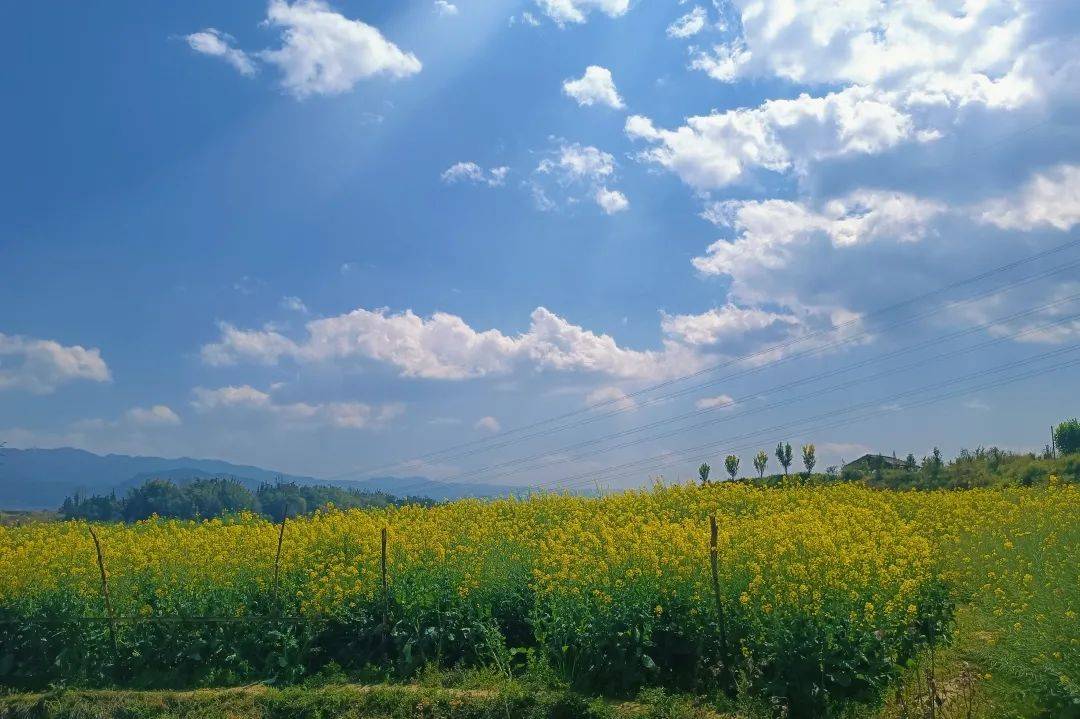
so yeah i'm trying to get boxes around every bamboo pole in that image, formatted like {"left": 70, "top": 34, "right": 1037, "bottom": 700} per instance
{"left": 709, "top": 515, "right": 729, "bottom": 670}
{"left": 271, "top": 507, "right": 289, "bottom": 612}
{"left": 380, "top": 527, "right": 389, "bottom": 628}
{"left": 88, "top": 527, "right": 119, "bottom": 669}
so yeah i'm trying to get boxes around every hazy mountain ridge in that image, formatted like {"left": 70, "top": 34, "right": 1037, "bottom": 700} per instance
{"left": 0, "top": 447, "right": 519, "bottom": 509}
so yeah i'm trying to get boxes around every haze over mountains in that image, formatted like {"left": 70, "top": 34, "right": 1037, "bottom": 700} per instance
{"left": 0, "top": 447, "right": 518, "bottom": 510}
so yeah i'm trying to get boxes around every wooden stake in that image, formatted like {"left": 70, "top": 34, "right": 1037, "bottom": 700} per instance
{"left": 88, "top": 527, "right": 119, "bottom": 669}
{"left": 709, "top": 515, "right": 729, "bottom": 665}
{"left": 272, "top": 507, "right": 289, "bottom": 612}
{"left": 380, "top": 527, "right": 390, "bottom": 643}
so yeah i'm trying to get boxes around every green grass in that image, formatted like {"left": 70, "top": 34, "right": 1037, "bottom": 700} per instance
{"left": 0, "top": 682, "right": 731, "bottom": 719}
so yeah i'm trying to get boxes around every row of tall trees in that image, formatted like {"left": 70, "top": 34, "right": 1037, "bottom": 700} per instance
{"left": 699, "top": 442, "right": 817, "bottom": 484}
{"left": 60, "top": 477, "right": 423, "bottom": 523}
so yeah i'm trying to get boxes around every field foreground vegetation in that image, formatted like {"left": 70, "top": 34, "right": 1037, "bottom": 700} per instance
{"left": 0, "top": 482, "right": 1076, "bottom": 718}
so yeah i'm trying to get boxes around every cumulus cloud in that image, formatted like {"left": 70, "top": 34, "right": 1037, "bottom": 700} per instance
{"left": 977, "top": 164, "right": 1080, "bottom": 231}
{"left": 562, "top": 65, "right": 625, "bottom": 109}
{"left": 535, "top": 0, "right": 629, "bottom": 26}
{"left": 191, "top": 385, "right": 403, "bottom": 429}
{"left": 441, "top": 162, "right": 510, "bottom": 187}
{"left": 660, "top": 305, "right": 801, "bottom": 347}
{"left": 474, "top": 415, "right": 501, "bottom": 432}
{"left": 201, "top": 306, "right": 708, "bottom": 381}
{"left": 667, "top": 6, "right": 708, "bottom": 39}
{"left": 184, "top": 29, "right": 257, "bottom": 75}
{"left": 434, "top": 0, "right": 458, "bottom": 16}
{"left": 690, "top": 191, "right": 946, "bottom": 318}
{"left": 695, "top": 394, "right": 736, "bottom": 410}
{"left": 708, "top": 0, "right": 1031, "bottom": 88}
{"left": 532, "top": 141, "right": 630, "bottom": 214}
{"left": 630, "top": 2, "right": 1079, "bottom": 194}
{"left": 260, "top": 0, "right": 422, "bottom": 97}
{"left": 625, "top": 85, "right": 914, "bottom": 190}
{"left": 125, "top": 405, "right": 182, "bottom": 427}
{"left": 624, "top": 0, "right": 1080, "bottom": 366}
{"left": 280, "top": 296, "right": 309, "bottom": 313}
{"left": 538, "top": 142, "right": 615, "bottom": 180}
{"left": 0, "top": 334, "right": 111, "bottom": 394}
{"left": 185, "top": 1, "right": 421, "bottom": 98}
{"left": 585, "top": 386, "right": 636, "bottom": 411}
{"left": 690, "top": 41, "right": 751, "bottom": 82}
{"left": 594, "top": 187, "right": 629, "bottom": 214}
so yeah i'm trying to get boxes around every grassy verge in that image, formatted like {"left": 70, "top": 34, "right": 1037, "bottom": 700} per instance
{"left": 0, "top": 681, "right": 733, "bottom": 719}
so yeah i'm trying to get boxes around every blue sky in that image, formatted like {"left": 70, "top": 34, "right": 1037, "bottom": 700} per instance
{"left": 2, "top": 0, "right": 1079, "bottom": 489}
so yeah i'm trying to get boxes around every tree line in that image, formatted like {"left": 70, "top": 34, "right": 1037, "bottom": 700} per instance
{"left": 694, "top": 417, "right": 1080, "bottom": 490}
{"left": 59, "top": 477, "right": 431, "bottom": 523}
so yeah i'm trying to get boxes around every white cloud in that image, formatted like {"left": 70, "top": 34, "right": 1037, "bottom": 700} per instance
{"left": 585, "top": 386, "right": 636, "bottom": 411}
{"left": 562, "top": 65, "right": 625, "bottom": 109}
{"left": 474, "top": 415, "right": 501, "bottom": 432}
{"left": 201, "top": 306, "right": 708, "bottom": 381}
{"left": 533, "top": 141, "right": 629, "bottom": 215}
{"left": 185, "top": 29, "right": 257, "bottom": 76}
{"left": 0, "top": 333, "right": 111, "bottom": 394}
{"left": 660, "top": 304, "right": 801, "bottom": 347}
{"left": 535, "top": 0, "right": 629, "bottom": 26}
{"left": 125, "top": 405, "right": 182, "bottom": 427}
{"left": 977, "top": 164, "right": 1080, "bottom": 231}
{"left": 280, "top": 296, "right": 309, "bottom": 313}
{"left": 667, "top": 6, "right": 708, "bottom": 39}
{"left": 695, "top": 394, "right": 736, "bottom": 410}
{"left": 257, "top": 0, "right": 421, "bottom": 98}
{"left": 538, "top": 142, "right": 615, "bottom": 180}
{"left": 441, "top": 162, "right": 509, "bottom": 187}
{"left": 434, "top": 0, "right": 458, "bottom": 16}
{"left": 690, "top": 41, "right": 752, "bottom": 82}
{"left": 191, "top": 384, "right": 273, "bottom": 410}
{"left": 691, "top": 191, "right": 945, "bottom": 312}
{"left": 511, "top": 11, "right": 541, "bottom": 27}
{"left": 626, "top": 85, "right": 913, "bottom": 190}
{"left": 594, "top": 187, "right": 629, "bottom": 214}
{"left": 713, "top": 0, "right": 1030, "bottom": 88}
{"left": 191, "top": 385, "right": 403, "bottom": 430}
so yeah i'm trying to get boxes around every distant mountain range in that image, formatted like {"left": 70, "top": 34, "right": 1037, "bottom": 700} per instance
{"left": 0, "top": 447, "right": 522, "bottom": 510}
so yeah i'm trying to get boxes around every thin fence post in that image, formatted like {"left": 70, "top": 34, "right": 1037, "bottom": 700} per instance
{"left": 380, "top": 527, "right": 389, "bottom": 636}
{"left": 709, "top": 515, "right": 729, "bottom": 675}
{"left": 271, "top": 507, "right": 289, "bottom": 613}
{"left": 88, "top": 527, "right": 120, "bottom": 671}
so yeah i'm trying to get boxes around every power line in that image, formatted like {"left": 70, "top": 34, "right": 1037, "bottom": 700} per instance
{"left": 555, "top": 355, "right": 1080, "bottom": 495}
{"left": 330, "top": 239, "right": 1080, "bottom": 483}
{"left": 436, "top": 306, "right": 1080, "bottom": 486}
{"left": 348, "top": 260, "right": 1080, "bottom": 498}
{"left": 521, "top": 344, "right": 1080, "bottom": 493}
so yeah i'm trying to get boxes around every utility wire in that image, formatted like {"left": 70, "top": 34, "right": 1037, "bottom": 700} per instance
{"left": 350, "top": 261, "right": 1080, "bottom": 498}
{"left": 555, "top": 356, "right": 1080, "bottom": 495}
{"left": 439, "top": 306, "right": 1080, "bottom": 486}
{"left": 327, "top": 237, "right": 1080, "bottom": 482}
{"left": 530, "top": 345, "right": 1080, "bottom": 493}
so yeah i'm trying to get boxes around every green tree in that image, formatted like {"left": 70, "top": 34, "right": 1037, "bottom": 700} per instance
{"left": 698, "top": 462, "right": 711, "bottom": 485}
{"left": 256, "top": 482, "right": 308, "bottom": 522}
{"left": 801, "top": 444, "right": 816, "bottom": 476}
{"left": 123, "top": 480, "right": 194, "bottom": 521}
{"left": 724, "top": 455, "right": 740, "bottom": 481}
{"left": 775, "top": 442, "right": 793, "bottom": 476}
{"left": 904, "top": 453, "right": 917, "bottom": 471}
{"left": 753, "top": 450, "right": 768, "bottom": 479}
{"left": 922, "top": 447, "right": 945, "bottom": 487}
{"left": 1055, "top": 418, "right": 1080, "bottom": 455}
